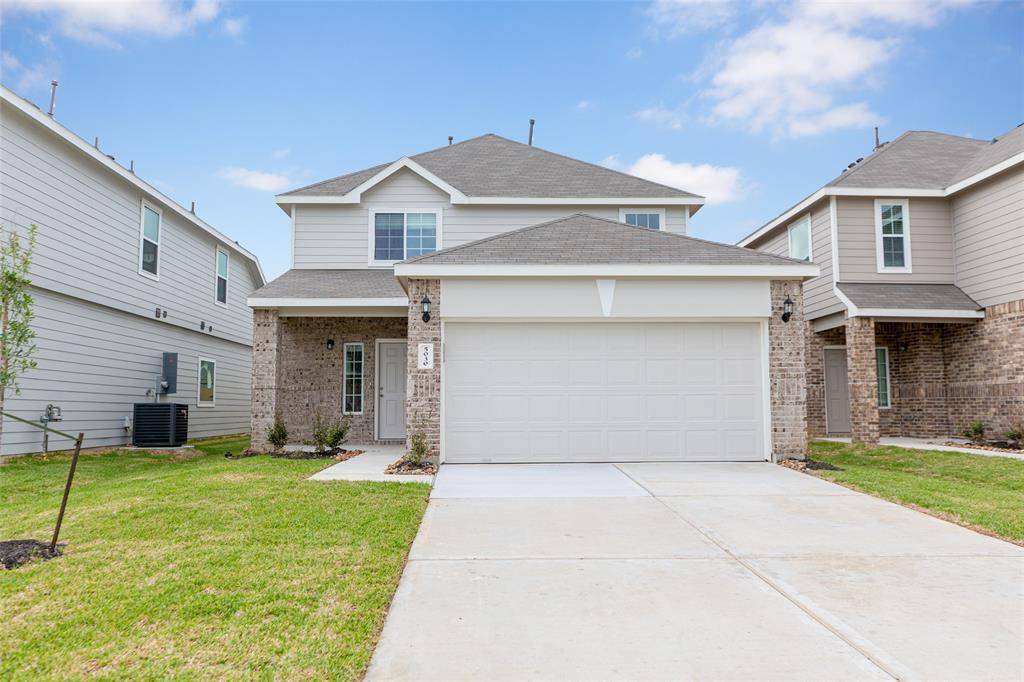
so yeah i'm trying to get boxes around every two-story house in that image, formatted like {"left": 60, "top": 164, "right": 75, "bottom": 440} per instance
{"left": 0, "top": 85, "right": 265, "bottom": 457}
{"left": 740, "top": 127, "right": 1023, "bottom": 443}
{"left": 249, "top": 134, "right": 819, "bottom": 463}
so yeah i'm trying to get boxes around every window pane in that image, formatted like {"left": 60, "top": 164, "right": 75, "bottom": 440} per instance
{"left": 648, "top": 213, "right": 660, "bottom": 229}
{"left": 199, "top": 360, "right": 215, "bottom": 403}
{"left": 216, "top": 276, "right": 227, "bottom": 304}
{"left": 405, "top": 213, "right": 437, "bottom": 258}
{"left": 374, "top": 213, "right": 405, "bottom": 261}
{"left": 141, "top": 239, "right": 159, "bottom": 274}
{"left": 344, "top": 345, "right": 363, "bottom": 413}
{"left": 876, "top": 349, "right": 889, "bottom": 408}
{"left": 143, "top": 207, "right": 160, "bottom": 242}
{"left": 217, "top": 251, "right": 228, "bottom": 277}
{"left": 625, "top": 212, "right": 659, "bottom": 229}
{"left": 883, "top": 236, "right": 905, "bottom": 267}
{"left": 789, "top": 218, "right": 811, "bottom": 261}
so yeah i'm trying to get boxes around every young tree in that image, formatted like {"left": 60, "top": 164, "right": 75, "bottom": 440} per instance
{"left": 0, "top": 223, "right": 38, "bottom": 448}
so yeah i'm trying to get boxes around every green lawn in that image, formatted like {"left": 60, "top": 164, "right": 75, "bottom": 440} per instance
{"left": 1, "top": 435, "right": 429, "bottom": 679}
{"left": 808, "top": 440, "right": 1024, "bottom": 543}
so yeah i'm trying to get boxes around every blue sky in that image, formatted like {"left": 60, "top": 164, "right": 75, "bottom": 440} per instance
{"left": 3, "top": 1, "right": 1022, "bottom": 280}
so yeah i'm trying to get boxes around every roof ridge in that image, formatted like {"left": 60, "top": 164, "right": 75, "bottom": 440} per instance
{"left": 824, "top": 131, "right": 913, "bottom": 187}
{"left": 281, "top": 161, "right": 392, "bottom": 196}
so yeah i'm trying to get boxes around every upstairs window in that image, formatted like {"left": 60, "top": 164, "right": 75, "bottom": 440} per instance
{"left": 139, "top": 202, "right": 161, "bottom": 278}
{"left": 620, "top": 208, "right": 664, "bottom": 230}
{"left": 788, "top": 215, "right": 812, "bottom": 262}
{"left": 371, "top": 210, "right": 439, "bottom": 264}
{"left": 875, "top": 199, "right": 911, "bottom": 272}
{"left": 215, "top": 248, "right": 229, "bottom": 306}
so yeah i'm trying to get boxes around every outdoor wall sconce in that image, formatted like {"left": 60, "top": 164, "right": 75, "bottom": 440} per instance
{"left": 326, "top": 339, "right": 335, "bottom": 350}
{"left": 899, "top": 341, "right": 909, "bottom": 353}
{"left": 421, "top": 296, "right": 431, "bottom": 323}
{"left": 781, "top": 296, "right": 794, "bottom": 323}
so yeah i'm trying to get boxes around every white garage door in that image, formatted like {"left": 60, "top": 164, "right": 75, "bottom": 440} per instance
{"left": 443, "top": 322, "right": 766, "bottom": 463}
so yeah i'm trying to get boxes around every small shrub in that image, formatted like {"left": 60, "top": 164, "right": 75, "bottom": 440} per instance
{"left": 326, "top": 416, "right": 351, "bottom": 449}
{"left": 405, "top": 432, "right": 430, "bottom": 465}
{"left": 311, "top": 413, "right": 350, "bottom": 452}
{"left": 961, "top": 420, "right": 986, "bottom": 443}
{"left": 266, "top": 418, "right": 289, "bottom": 450}
{"left": 1005, "top": 424, "right": 1024, "bottom": 444}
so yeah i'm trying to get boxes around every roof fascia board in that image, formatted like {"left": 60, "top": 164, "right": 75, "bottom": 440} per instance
{"left": 276, "top": 195, "right": 704, "bottom": 207}
{"left": 945, "top": 151, "right": 1024, "bottom": 195}
{"left": 246, "top": 296, "right": 408, "bottom": 308}
{"left": 1, "top": 86, "right": 266, "bottom": 286}
{"left": 738, "top": 190, "right": 828, "bottom": 247}
{"left": 853, "top": 307, "right": 984, "bottom": 319}
{"left": 394, "top": 263, "right": 820, "bottom": 279}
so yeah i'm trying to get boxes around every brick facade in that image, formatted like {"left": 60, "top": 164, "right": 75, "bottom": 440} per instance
{"left": 250, "top": 308, "right": 282, "bottom": 451}
{"left": 768, "top": 280, "right": 809, "bottom": 459}
{"left": 404, "top": 279, "right": 441, "bottom": 459}
{"left": 875, "top": 322, "right": 949, "bottom": 437}
{"left": 846, "top": 316, "right": 880, "bottom": 444}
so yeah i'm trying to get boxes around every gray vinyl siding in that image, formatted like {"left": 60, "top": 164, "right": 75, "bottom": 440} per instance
{"left": 951, "top": 166, "right": 1024, "bottom": 307}
{"left": 291, "top": 168, "right": 688, "bottom": 268}
{"left": 1, "top": 102, "right": 259, "bottom": 347}
{"left": 750, "top": 199, "right": 842, "bottom": 320}
{"left": 836, "top": 197, "right": 955, "bottom": 283}
{"left": 0, "top": 288, "right": 252, "bottom": 457}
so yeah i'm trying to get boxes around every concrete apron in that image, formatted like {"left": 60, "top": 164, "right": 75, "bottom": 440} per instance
{"left": 367, "top": 462, "right": 1024, "bottom": 681}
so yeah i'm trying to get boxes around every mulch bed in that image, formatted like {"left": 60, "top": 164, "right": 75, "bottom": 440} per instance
{"left": 226, "top": 447, "right": 364, "bottom": 460}
{"left": 1, "top": 539, "right": 63, "bottom": 570}
{"left": 779, "top": 457, "right": 841, "bottom": 472}
{"left": 929, "top": 441, "right": 1024, "bottom": 454}
{"left": 384, "top": 459, "right": 438, "bottom": 475}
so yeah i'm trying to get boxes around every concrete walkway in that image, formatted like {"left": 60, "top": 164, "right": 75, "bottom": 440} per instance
{"left": 308, "top": 445, "right": 433, "bottom": 483}
{"left": 818, "top": 435, "right": 1024, "bottom": 461}
{"left": 367, "top": 462, "right": 1023, "bottom": 681}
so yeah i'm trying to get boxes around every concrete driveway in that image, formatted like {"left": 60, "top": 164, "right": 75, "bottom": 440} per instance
{"left": 367, "top": 463, "right": 1024, "bottom": 681}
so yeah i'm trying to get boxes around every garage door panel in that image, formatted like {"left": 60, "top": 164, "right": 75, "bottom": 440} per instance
{"left": 443, "top": 322, "right": 765, "bottom": 463}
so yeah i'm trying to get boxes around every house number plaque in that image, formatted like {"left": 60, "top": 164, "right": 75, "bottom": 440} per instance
{"left": 417, "top": 343, "right": 434, "bottom": 369}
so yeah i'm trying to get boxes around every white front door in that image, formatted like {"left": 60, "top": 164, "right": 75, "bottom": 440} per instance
{"left": 443, "top": 322, "right": 766, "bottom": 463}
{"left": 378, "top": 342, "right": 407, "bottom": 439}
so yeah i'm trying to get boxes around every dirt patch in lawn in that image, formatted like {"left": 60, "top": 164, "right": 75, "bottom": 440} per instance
{"left": 1, "top": 539, "right": 63, "bottom": 570}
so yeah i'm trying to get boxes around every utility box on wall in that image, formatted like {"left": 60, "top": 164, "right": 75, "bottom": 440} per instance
{"left": 162, "top": 352, "right": 178, "bottom": 394}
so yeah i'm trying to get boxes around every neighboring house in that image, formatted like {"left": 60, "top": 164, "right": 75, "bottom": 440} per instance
{"left": 249, "top": 134, "right": 819, "bottom": 462}
{"left": 0, "top": 85, "right": 265, "bottom": 457}
{"left": 740, "top": 126, "right": 1023, "bottom": 443}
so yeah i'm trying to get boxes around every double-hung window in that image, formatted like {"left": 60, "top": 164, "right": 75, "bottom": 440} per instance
{"left": 215, "top": 248, "right": 229, "bottom": 306}
{"left": 875, "top": 199, "right": 911, "bottom": 272}
{"left": 343, "top": 343, "right": 363, "bottom": 414}
{"left": 876, "top": 347, "right": 891, "bottom": 408}
{"left": 788, "top": 215, "right": 812, "bottom": 262}
{"left": 619, "top": 208, "right": 665, "bottom": 230}
{"left": 139, "top": 201, "right": 161, "bottom": 278}
{"left": 198, "top": 358, "right": 216, "bottom": 407}
{"left": 371, "top": 210, "right": 439, "bottom": 265}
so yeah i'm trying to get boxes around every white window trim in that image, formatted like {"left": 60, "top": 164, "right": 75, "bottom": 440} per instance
{"left": 138, "top": 200, "right": 161, "bottom": 281}
{"left": 876, "top": 346, "right": 892, "bottom": 409}
{"left": 367, "top": 208, "right": 443, "bottom": 267}
{"left": 787, "top": 214, "right": 813, "bottom": 262}
{"left": 197, "top": 357, "right": 216, "bottom": 408}
{"left": 215, "top": 246, "right": 230, "bottom": 307}
{"left": 874, "top": 198, "right": 912, "bottom": 273}
{"left": 342, "top": 342, "right": 364, "bottom": 415}
{"left": 619, "top": 207, "right": 667, "bottom": 231}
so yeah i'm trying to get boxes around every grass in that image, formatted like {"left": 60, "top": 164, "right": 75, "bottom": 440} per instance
{"left": 808, "top": 440, "right": 1024, "bottom": 543}
{"left": 1, "top": 435, "right": 429, "bottom": 680}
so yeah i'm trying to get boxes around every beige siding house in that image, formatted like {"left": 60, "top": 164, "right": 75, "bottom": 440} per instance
{"left": 0, "top": 86, "right": 264, "bottom": 456}
{"left": 250, "top": 135, "right": 820, "bottom": 463}
{"left": 740, "top": 126, "right": 1023, "bottom": 443}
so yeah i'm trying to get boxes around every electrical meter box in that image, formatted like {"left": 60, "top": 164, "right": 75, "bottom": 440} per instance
{"left": 162, "top": 352, "right": 178, "bottom": 394}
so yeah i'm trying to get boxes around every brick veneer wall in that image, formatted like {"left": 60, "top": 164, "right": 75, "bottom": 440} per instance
{"left": 943, "top": 299, "right": 1024, "bottom": 436}
{"left": 846, "top": 316, "right": 880, "bottom": 443}
{"left": 769, "top": 280, "right": 809, "bottom": 459}
{"left": 251, "top": 308, "right": 281, "bottom": 451}
{"left": 405, "top": 279, "right": 441, "bottom": 459}
{"left": 875, "top": 323, "right": 949, "bottom": 437}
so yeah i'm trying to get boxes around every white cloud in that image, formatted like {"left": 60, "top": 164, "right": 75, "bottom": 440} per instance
{"left": 625, "top": 46, "right": 643, "bottom": 59}
{"left": 646, "top": 0, "right": 736, "bottom": 37}
{"left": 216, "top": 167, "right": 291, "bottom": 192}
{"left": 604, "top": 153, "right": 743, "bottom": 205}
{"left": 632, "top": 105, "right": 687, "bottom": 130}
{"left": 3, "top": 0, "right": 223, "bottom": 47}
{"left": 270, "top": 148, "right": 291, "bottom": 160}
{"left": 576, "top": 100, "right": 593, "bottom": 112}
{"left": 221, "top": 16, "right": 247, "bottom": 38}
{"left": 2, "top": 52, "right": 22, "bottom": 71}
{"left": 1, "top": 50, "right": 58, "bottom": 94}
{"left": 697, "top": 1, "right": 972, "bottom": 137}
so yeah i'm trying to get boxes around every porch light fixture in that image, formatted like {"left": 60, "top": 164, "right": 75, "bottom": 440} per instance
{"left": 421, "top": 295, "right": 431, "bottom": 323}
{"left": 781, "top": 296, "right": 794, "bottom": 323}
{"left": 326, "top": 339, "right": 335, "bottom": 350}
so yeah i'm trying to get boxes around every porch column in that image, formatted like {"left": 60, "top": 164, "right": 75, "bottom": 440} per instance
{"left": 846, "top": 315, "right": 879, "bottom": 444}
{"left": 769, "top": 280, "right": 808, "bottom": 459}
{"left": 250, "top": 308, "right": 281, "bottom": 451}
{"left": 804, "top": 323, "right": 827, "bottom": 439}
{"left": 405, "top": 279, "right": 441, "bottom": 459}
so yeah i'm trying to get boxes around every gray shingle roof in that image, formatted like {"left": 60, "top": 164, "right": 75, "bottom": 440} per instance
{"left": 404, "top": 214, "right": 806, "bottom": 266}
{"left": 837, "top": 282, "right": 980, "bottom": 311}
{"left": 949, "top": 124, "right": 1024, "bottom": 184}
{"left": 250, "top": 269, "right": 405, "bottom": 299}
{"left": 281, "top": 134, "right": 701, "bottom": 199}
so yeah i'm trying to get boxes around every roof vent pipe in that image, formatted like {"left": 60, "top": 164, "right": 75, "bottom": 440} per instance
{"left": 190, "top": 201, "right": 196, "bottom": 214}
{"left": 448, "top": 136, "right": 453, "bottom": 146}
{"left": 528, "top": 118, "right": 535, "bottom": 146}
{"left": 873, "top": 126, "right": 880, "bottom": 150}
{"left": 48, "top": 80, "right": 58, "bottom": 117}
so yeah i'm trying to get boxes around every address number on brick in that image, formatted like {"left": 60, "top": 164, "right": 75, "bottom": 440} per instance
{"left": 417, "top": 343, "right": 434, "bottom": 369}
